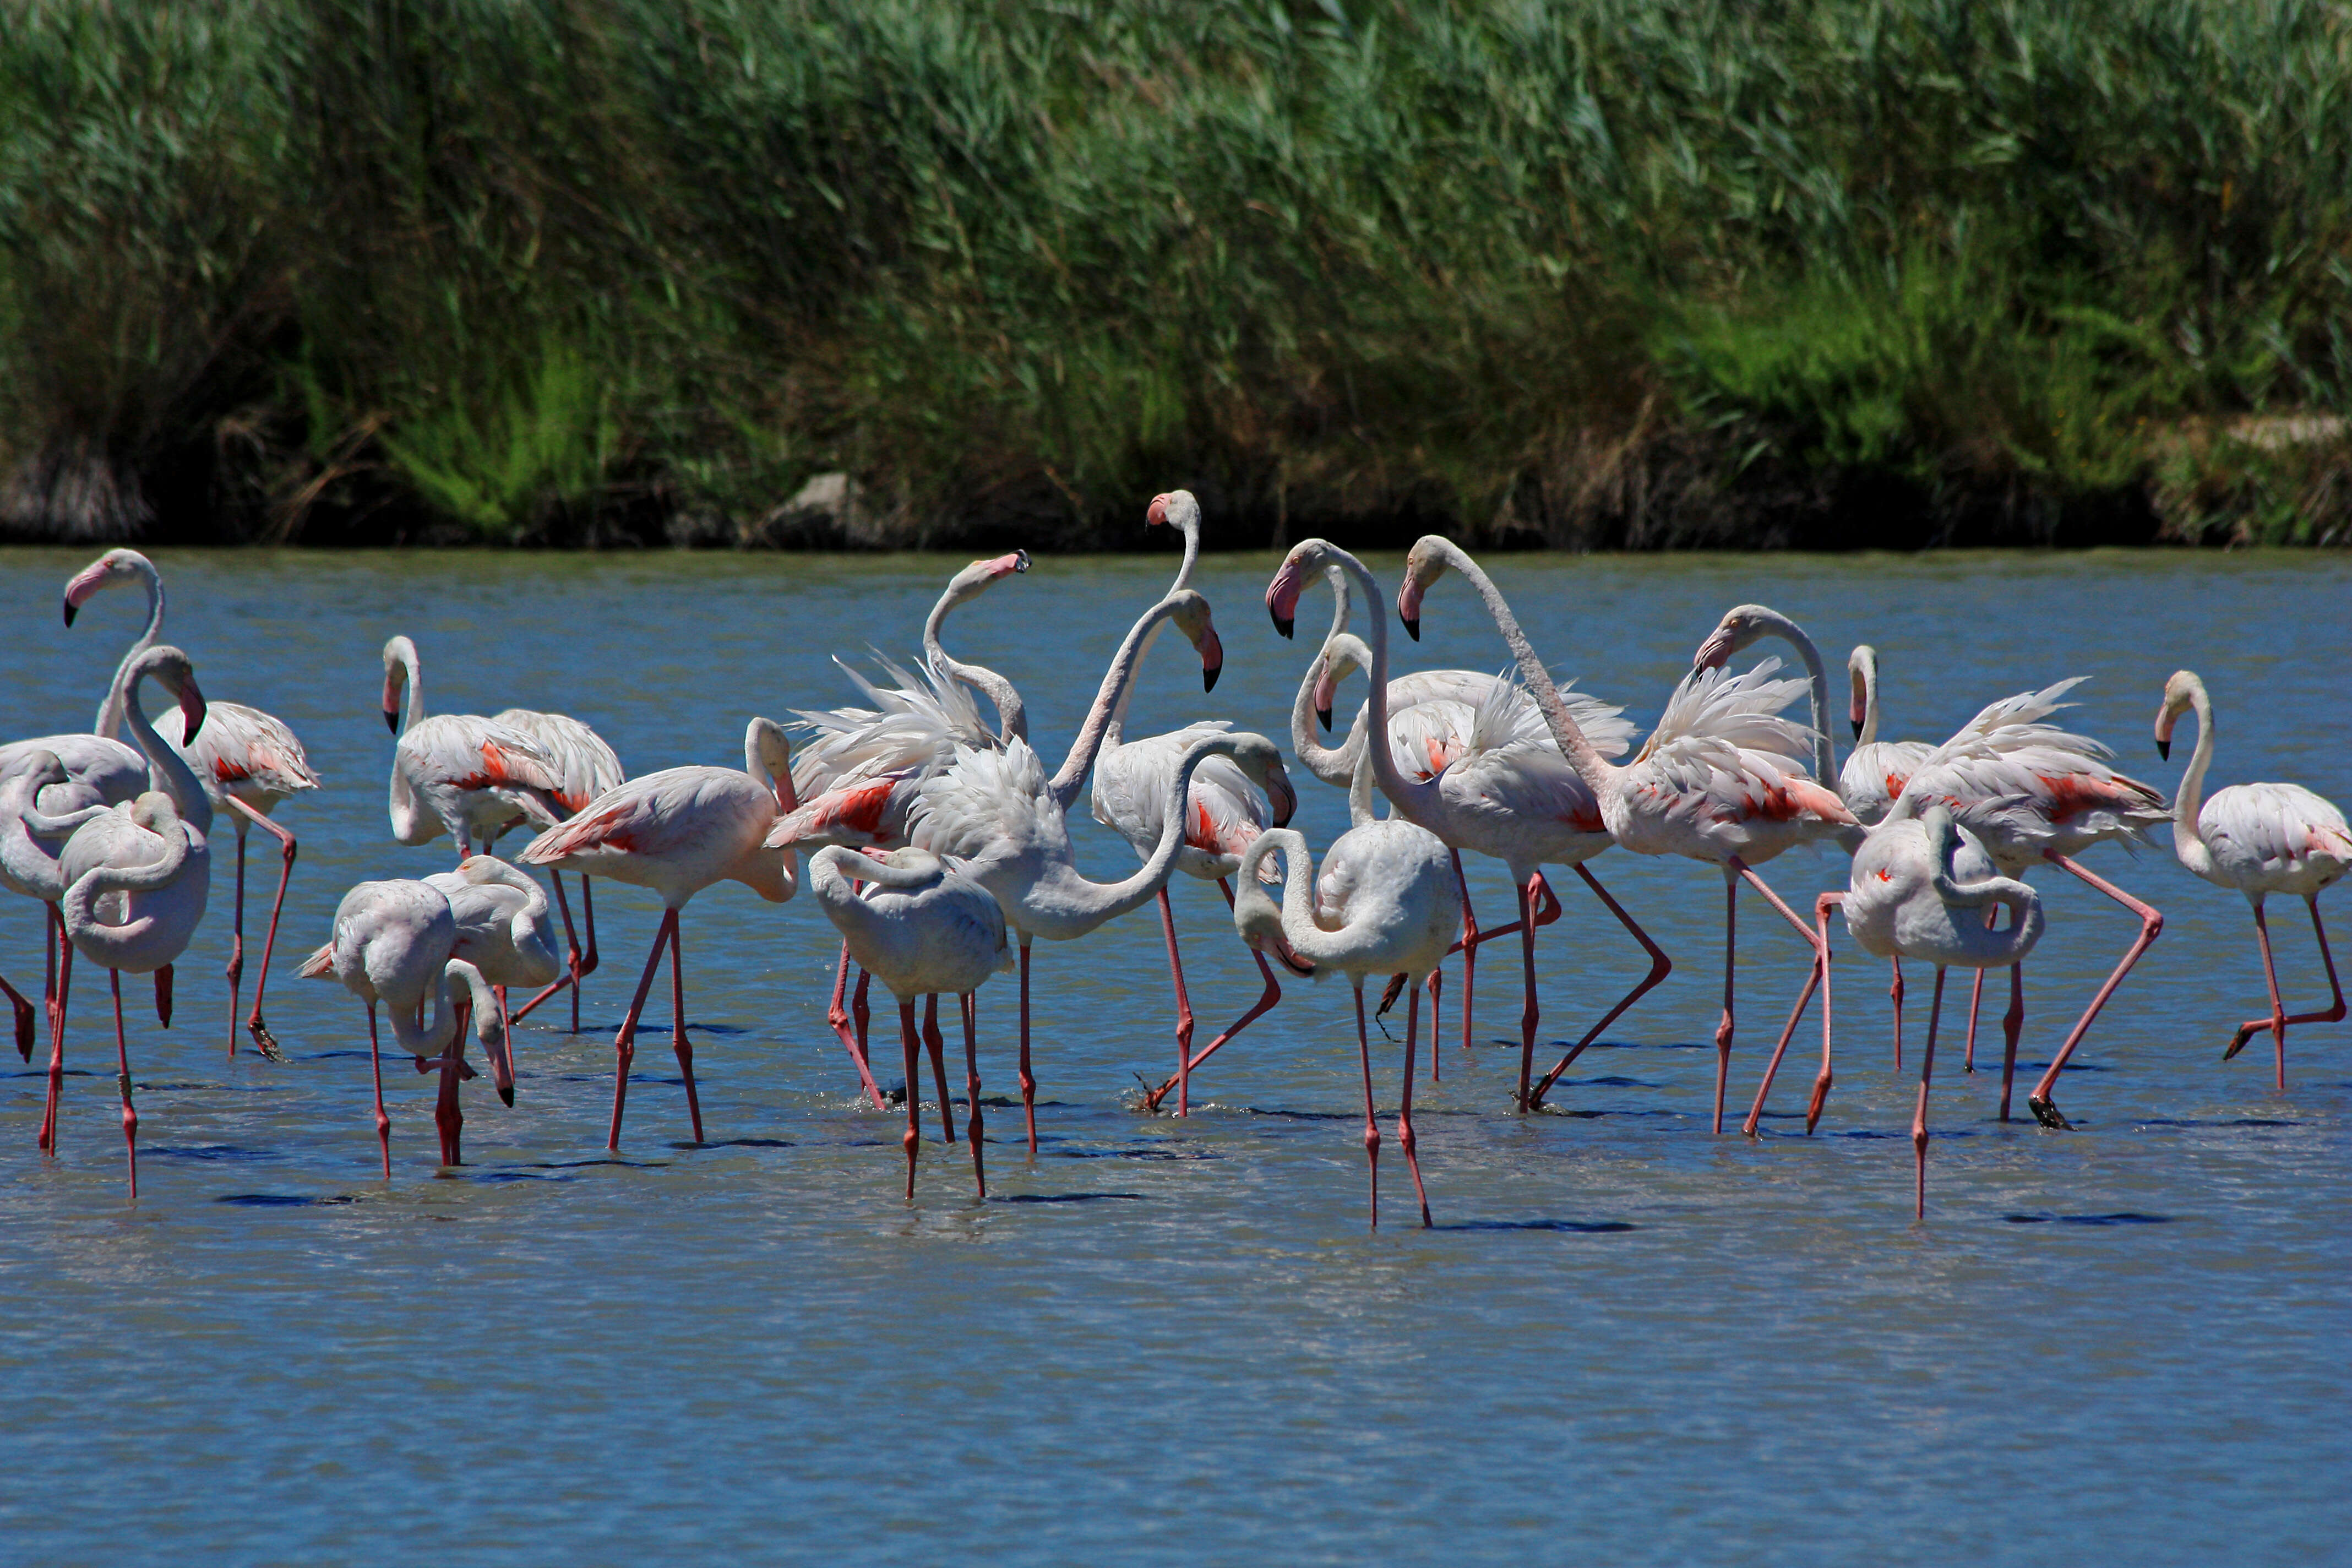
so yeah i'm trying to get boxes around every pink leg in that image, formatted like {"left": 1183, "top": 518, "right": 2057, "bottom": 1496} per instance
{"left": 606, "top": 909, "right": 677, "bottom": 1151}
{"left": 1526, "top": 864, "right": 1674, "bottom": 1109}
{"left": 1140, "top": 880, "right": 1285, "bottom": 1113}
{"left": 1963, "top": 965, "right": 1985, "bottom": 1073}
{"left": 1513, "top": 873, "right": 1542, "bottom": 1112}
{"left": 667, "top": 913, "right": 704, "bottom": 1143}
{"left": 1807, "top": 894, "right": 1840, "bottom": 1132}
{"left": 1913, "top": 967, "right": 1947, "bottom": 1219}
{"left": 899, "top": 999, "right": 922, "bottom": 1201}
{"left": 510, "top": 869, "right": 583, "bottom": 1027}
{"left": 922, "top": 994, "right": 956, "bottom": 1144}
{"left": 853, "top": 969, "right": 873, "bottom": 1080}
{"left": 40, "top": 914, "right": 72, "bottom": 1153}
{"left": 1426, "top": 967, "right": 1442, "bottom": 1084}
{"left": 435, "top": 1004, "right": 467, "bottom": 1166}
{"left": 1719, "top": 860, "right": 1828, "bottom": 1136}
{"left": 0, "top": 966, "right": 33, "bottom": 1063}
{"left": 2223, "top": 896, "right": 2348, "bottom": 1080}
{"left": 224, "top": 825, "right": 248, "bottom": 1055}
{"left": 962, "top": 993, "right": 987, "bottom": 1199}
{"left": 1354, "top": 982, "right": 1380, "bottom": 1229}
{"left": 2028, "top": 854, "right": 2163, "bottom": 1129}
{"left": 1451, "top": 852, "right": 1479, "bottom": 1056}
{"left": 1713, "top": 871, "right": 1738, "bottom": 1135}
{"left": 1740, "top": 937, "right": 1823, "bottom": 1136}
{"left": 367, "top": 1002, "right": 391, "bottom": 1178}
{"left": 1017, "top": 940, "right": 1037, "bottom": 1156}
{"left": 1398, "top": 978, "right": 1431, "bottom": 1227}
{"left": 826, "top": 940, "right": 888, "bottom": 1109}
{"left": 224, "top": 797, "right": 295, "bottom": 1059}
{"left": 1157, "top": 888, "right": 1196, "bottom": 1117}
{"left": 111, "top": 970, "right": 137, "bottom": 1199}
{"left": 1889, "top": 958, "right": 1905, "bottom": 1071}
{"left": 1997, "top": 963, "right": 2024, "bottom": 1120}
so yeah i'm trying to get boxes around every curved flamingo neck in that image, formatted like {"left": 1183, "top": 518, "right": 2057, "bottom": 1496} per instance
{"left": 1232, "top": 827, "right": 1331, "bottom": 962}
{"left": 1852, "top": 647, "right": 1882, "bottom": 747}
{"left": 1048, "top": 595, "right": 1189, "bottom": 810}
{"left": 1027, "top": 732, "right": 1247, "bottom": 928}
{"left": 2169, "top": 674, "right": 2218, "bottom": 872}
{"left": 1417, "top": 539, "right": 1615, "bottom": 793}
{"left": 121, "top": 659, "right": 212, "bottom": 837}
{"left": 388, "top": 639, "right": 427, "bottom": 734}
{"left": 924, "top": 579, "right": 1026, "bottom": 744}
{"left": 1300, "top": 545, "right": 1434, "bottom": 824}
{"left": 1744, "top": 608, "right": 1838, "bottom": 782}
{"left": 94, "top": 556, "right": 166, "bottom": 739}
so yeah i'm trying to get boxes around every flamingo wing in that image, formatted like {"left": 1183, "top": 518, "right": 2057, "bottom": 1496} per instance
{"left": 154, "top": 700, "right": 322, "bottom": 797}
{"left": 493, "top": 709, "right": 624, "bottom": 812}
{"left": 910, "top": 738, "right": 1055, "bottom": 863}
{"left": 2201, "top": 781, "right": 2352, "bottom": 877}
{"left": 400, "top": 715, "right": 563, "bottom": 798}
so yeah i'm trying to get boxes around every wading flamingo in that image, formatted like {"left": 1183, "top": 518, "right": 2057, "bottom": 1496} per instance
{"left": 2155, "top": 669, "right": 2349, "bottom": 1086}
{"left": 64, "top": 548, "right": 322, "bottom": 1059}
{"left": 809, "top": 845, "right": 1010, "bottom": 1200}
{"left": 0, "top": 756, "right": 108, "bottom": 1058}
{"left": 1379, "top": 538, "right": 1858, "bottom": 1131}
{"left": 300, "top": 878, "right": 506, "bottom": 1173}
{"left": 424, "top": 856, "right": 560, "bottom": 1103}
{"left": 1095, "top": 491, "right": 1298, "bottom": 1118}
{"left": 520, "top": 718, "right": 799, "bottom": 1148}
{"left": 1836, "top": 800, "right": 2045, "bottom": 1215}
{"left": 493, "top": 706, "right": 623, "bottom": 1032}
{"left": 381, "top": 635, "right": 567, "bottom": 858}
{"left": 1229, "top": 753, "right": 1459, "bottom": 1227}
{"left": 51, "top": 646, "right": 214, "bottom": 1194}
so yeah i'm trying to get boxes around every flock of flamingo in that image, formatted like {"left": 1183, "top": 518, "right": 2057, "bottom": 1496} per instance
{"left": 3, "top": 497, "right": 2345, "bottom": 1223}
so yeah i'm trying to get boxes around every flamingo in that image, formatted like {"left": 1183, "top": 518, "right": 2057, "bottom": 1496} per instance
{"left": 1094, "top": 491, "right": 1299, "bottom": 1118}
{"left": 519, "top": 718, "right": 799, "bottom": 1148}
{"left": 380, "top": 635, "right": 567, "bottom": 858}
{"left": 900, "top": 688, "right": 1283, "bottom": 1155}
{"left": 2155, "top": 669, "right": 2349, "bottom": 1086}
{"left": 1303, "top": 614, "right": 1672, "bottom": 1113}
{"left": 63, "top": 548, "right": 323, "bottom": 1060}
{"left": 423, "top": 856, "right": 560, "bottom": 1103}
{"left": 299, "top": 878, "right": 506, "bottom": 1174}
{"left": 1836, "top": 800, "right": 2045, "bottom": 1215}
{"left": 50, "top": 646, "right": 214, "bottom": 1195}
{"left": 809, "top": 845, "right": 1010, "bottom": 1200}
{"left": 492, "top": 706, "right": 624, "bottom": 1032}
{"left": 1374, "top": 537, "right": 1858, "bottom": 1132}
{"left": 0, "top": 754, "right": 115, "bottom": 1065}
{"left": 1229, "top": 750, "right": 1460, "bottom": 1227}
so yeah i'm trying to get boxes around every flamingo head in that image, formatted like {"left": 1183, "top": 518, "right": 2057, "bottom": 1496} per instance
{"left": 1693, "top": 604, "right": 1773, "bottom": 673}
{"left": 61, "top": 547, "right": 153, "bottom": 628}
{"left": 1397, "top": 537, "right": 1451, "bottom": 641}
{"left": 1266, "top": 540, "right": 1332, "bottom": 639}
{"left": 1167, "top": 590, "right": 1223, "bottom": 692}
{"left": 1312, "top": 635, "right": 1368, "bottom": 732}
{"left": 2153, "top": 669, "right": 2200, "bottom": 761}
{"left": 1848, "top": 644, "right": 1879, "bottom": 739}
{"left": 381, "top": 635, "right": 418, "bottom": 733}
{"left": 139, "top": 646, "right": 207, "bottom": 742}
{"left": 1145, "top": 490, "right": 1197, "bottom": 533}
{"left": 953, "top": 550, "right": 1030, "bottom": 598}
{"left": 1261, "top": 755, "right": 1299, "bottom": 828}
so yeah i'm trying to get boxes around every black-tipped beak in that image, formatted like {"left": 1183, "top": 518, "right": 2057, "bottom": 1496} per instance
{"left": 1202, "top": 663, "right": 1221, "bottom": 694}
{"left": 498, "top": 1082, "right": 516, "bottom": 1108}
{"left": 384, "top": 709, "right": 401, "bottom": 734}
{"left": 1850, "top": 719, "right": 1863, "bottom": 740}
{"left": 61, "top": 601, "right": 78, "bottom": 628}
{"left": 2155, "top": 738, "right": 2171, "bottom": 761}
{"left": 1316, "top": 704, "right": 1333, "bottom": 733}
{"left": 1401, "top": 616, "right": 1420, "bottom": 642}
{"left": 1270, "top": 610, "right": 1294, "bottom": 639}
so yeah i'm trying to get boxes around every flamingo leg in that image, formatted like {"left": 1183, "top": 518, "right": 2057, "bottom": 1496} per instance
{"left": 826, "top": 940, "right": 888, "bottom": 1109}
{"left": 361, "top": 1001, "right": 391, "bottom": 1177}
{"left": 1451, "top": 851, "right": 1479, "bottom": 1057}
{"left": 1354, "top": 981, "right": 1380, "bottom": 1230}
{"left": 2028, "top": 853, "right": 2163, "bottom": 1129}
{"left": 1513, "top": 874, "right": 1542, "bottom": 1112}
{"left": 2223, "top": 896, "right": 2346, "bottom": 1073}
{"left": 1961, "top": 903, "right": 1997, "bottom": 1072}
{"left": 40, "top": 914, "right": 72, "bottom": 1154}
{"left": 1713, "top": 869, "right": 1738, "bottom": 1136}
{"left": 1426, "top": 966, "right": 1442, "bottom": 1084}
{"left": 224, "top": 797, "right": 295, "bottom": 1060}
{"left": 961, "top": 993, "right": 987, "bottom": 1199}
{"left": 1740, "top": 940, "right": 1822, "bottom": 1137}
{"left": 224, "top": 824, "right": 247, "bottom": 1055}
{"left": 108, "top": 970, "right": 137, "bottom": 1199}
{"left": 899, "top": 999, "right": 922, "bottom": 1201}
{"left": 1157, "top": 888, "right": 1196, "bottom": 1117}
{"left": 1913, "top": 967, "right": 1947, "bottom": 1219}
{"left": 1398, "top": 978, "right": 1431, "bottom": 1228}
{"left": 1806, "top": 893, "right": 1841, "bottom": 1133}
{"left": 435, "top": 1003, "right": 468, "bottom": 1167}
{"left": 510, "top": 869, "right": 584, "bottom": 1028}
{"left": 1997, "top": 963, "right": 2025, "bottom": 1120}
{"left": 486, "top": 985, "right": 516, "bottom": 1107}
{"left": 1137, "top": 880, "right": 1284, "bottom": 1114}
{"left": 606, "top": 908, "right": 676, "bottom": 1151}
{"left": 0, "top": 966, "right": 33, "bottom": 1063}
{"left": 853, "top": 968, "right": 873, "bottom": 1082}
{"left": 1527, "top": 864, "right": 1674, "bottom": 1110}
{"left": 1017, "top": 939, "right": 1036, "bottom": 1157}
{"left": 667, "top": 913, "right": 704, "bottom": 1144}
{"left": 922, "top": 994, "right": 956, "bottom": 1144}
{"left": 1889, "top": 958, "right": 1905, "bottom": 1071}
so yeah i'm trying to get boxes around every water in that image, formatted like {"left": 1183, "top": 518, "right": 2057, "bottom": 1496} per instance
{"left": 2, "top": 546, "right": 2346, "bottom": 1564}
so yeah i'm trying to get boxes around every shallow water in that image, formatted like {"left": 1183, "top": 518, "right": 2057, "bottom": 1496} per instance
{"left": 2, "top": 546, "right": 2346, "bottom": 1564}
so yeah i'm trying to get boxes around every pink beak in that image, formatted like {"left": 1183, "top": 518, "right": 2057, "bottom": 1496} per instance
{"left": 1146, "top": 494, "right": 1169, "bottom": 527}
{"left": 1692, "top": 627, "right": 1737, "bottom": 672}
{"left": 178, "top": 680, "right": 209, "bottom": 743}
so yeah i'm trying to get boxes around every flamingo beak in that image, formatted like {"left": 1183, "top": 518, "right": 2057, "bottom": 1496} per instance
{"left": 384, "top": 709, "right": 400, "bottom": 734}
{"left": 1395, "top": 578, "right": 1423, "bottom": 641}
{"left": 1266, "top": 564, "right": 1301, "bottom": 639}
{"left": 1201, "top": 631, "right": 1224, "bottom": 693}
{"left": 178, "top": 682, "right": 209, "bottom": 743}
{"left": 1692, "top": 628, "right": 1736, "bottom": 672}
{"left": 1267, "top": 772, "right": 1298, "bottom": 829}
{"left": 2155, "top": 738, "right": 2171, "bottom": 761}
{"left": 61, "top": 600, "right": 78, "bottom": 628}
{"left": 1851, "top": 719, "right": 1864, "bottom": 740}
{"left": 1146, "top": 494, "right": 1169, "bottom": 528}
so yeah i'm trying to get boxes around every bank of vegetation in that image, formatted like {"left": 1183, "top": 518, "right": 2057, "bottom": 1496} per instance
{"left": 4, "top": 0, "right": 2351, "bottom": 551}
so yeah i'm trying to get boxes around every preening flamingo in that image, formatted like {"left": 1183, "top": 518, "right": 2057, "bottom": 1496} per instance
{"left": 809, "top": 845, "right": 1010, "bottom": 1200}
{"left": 1382, "top": 537, "right": 1858, "bottom": 1131}
{"left": 2155, "top": 669, "right": 2349, "bottom": 1085}
{"left": 0, "top": 756, "right": 107, "bottom": 1058}
{"left": 300, "top": 878, "right": 506, "bottom": 1174}
{"left": 65, "top": 548, "right": 322, "bottom": 1059}
{"left": 1836, "top": 800, "right": 2044, "bottom": 1215}
{"left": 1230, "top": 754, "right": 1460, "bottom": 1227}
{"left": 492, "top": 706, "right": 624, "bottom": 1032}
{"left": 1095, "top": 491, "right": 1298, "bottom": 1118}
{"left": 424, "top": 856, "right": 560, "bottom": 1103}
{"left": 903, "top": 706, "right": 1281, "bottom": 1156}
{"left": 50, "top": 646, "right": 214, "bottom": 1195}
{"left": 381, "top": 635, "right": 567, "bottom": 858}
{"left": 520, "top": 718, "right": 799, "bottom": 1148}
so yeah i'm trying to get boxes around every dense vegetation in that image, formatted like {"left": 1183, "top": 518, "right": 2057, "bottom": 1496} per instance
{"left": 4, "top": 0, "right": 2351, "bottom": 549}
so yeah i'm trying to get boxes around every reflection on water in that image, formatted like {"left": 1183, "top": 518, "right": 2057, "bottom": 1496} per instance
{"left": 2, "top": 548, "right": 2347, "bottom": 1563}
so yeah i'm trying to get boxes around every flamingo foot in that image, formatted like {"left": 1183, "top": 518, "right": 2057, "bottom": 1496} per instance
{"left": 1804, "top": 1069, "right": 1833, "bottom": 1135}
{"left": 2027, "top": 1094, "right": 2072, "bottom": 1131}
{"left": 247, "top": 1017, "right": 286, "bottom": 1063}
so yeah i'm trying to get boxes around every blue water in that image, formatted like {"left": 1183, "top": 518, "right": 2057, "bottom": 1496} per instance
{"left": 1, "top": 547, "right": 2346, "bottom": 1564}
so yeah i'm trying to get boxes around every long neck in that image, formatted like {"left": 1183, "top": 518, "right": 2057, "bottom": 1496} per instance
{"left": 1925, "top": 817, "right": 2045, "bottom": 962}
{"left": 2171, "top": 676, "right": 2218, "bottom": 869}
{"left": 1290, "top": 646, "right": 1360, "bottom": 787}
{"left": 744, "top": 719, "right": 798, "bottom": 811}
{"left": 94, "top": 560, "right": 165, "bottom": 739}
{"left": 1027, "top": 733, "right": 1241, "bottom": 927}
{"left": 1854, "top": 652, "right": 1881, "bottom": 747}
{"left": 1752, "top": 610, "right": 1837, "bottom": 781}
{"left": 925, "top": 587, "right": 1027, "bottom": 744}
{"left": 386, "top": 967, "right": 465, "bottom": 1057}
{"left": 1347, "top": 736, "right": 1378, "bottom": 827}
{"left": 123, "top": 673, "right": 213, "bottom": 836}
{"left": 1422, "top": 541, "right": 1615, "bottom": 794}
{"left": 1317, "top": 549, "right": 1439, "bottom": 825}
{"left": 1048, "top": 596, "right": 1185, "bottom": 810}
{"left": 397, "top": 644, "right": 426, "bottom": 733}
{"left": 1232, "top": 829, "right": 1337, "bottom": 960}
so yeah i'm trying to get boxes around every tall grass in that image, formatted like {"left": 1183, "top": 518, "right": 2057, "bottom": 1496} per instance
{"left": 3, "top": 0, "right": 2350, "bottom": 547}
